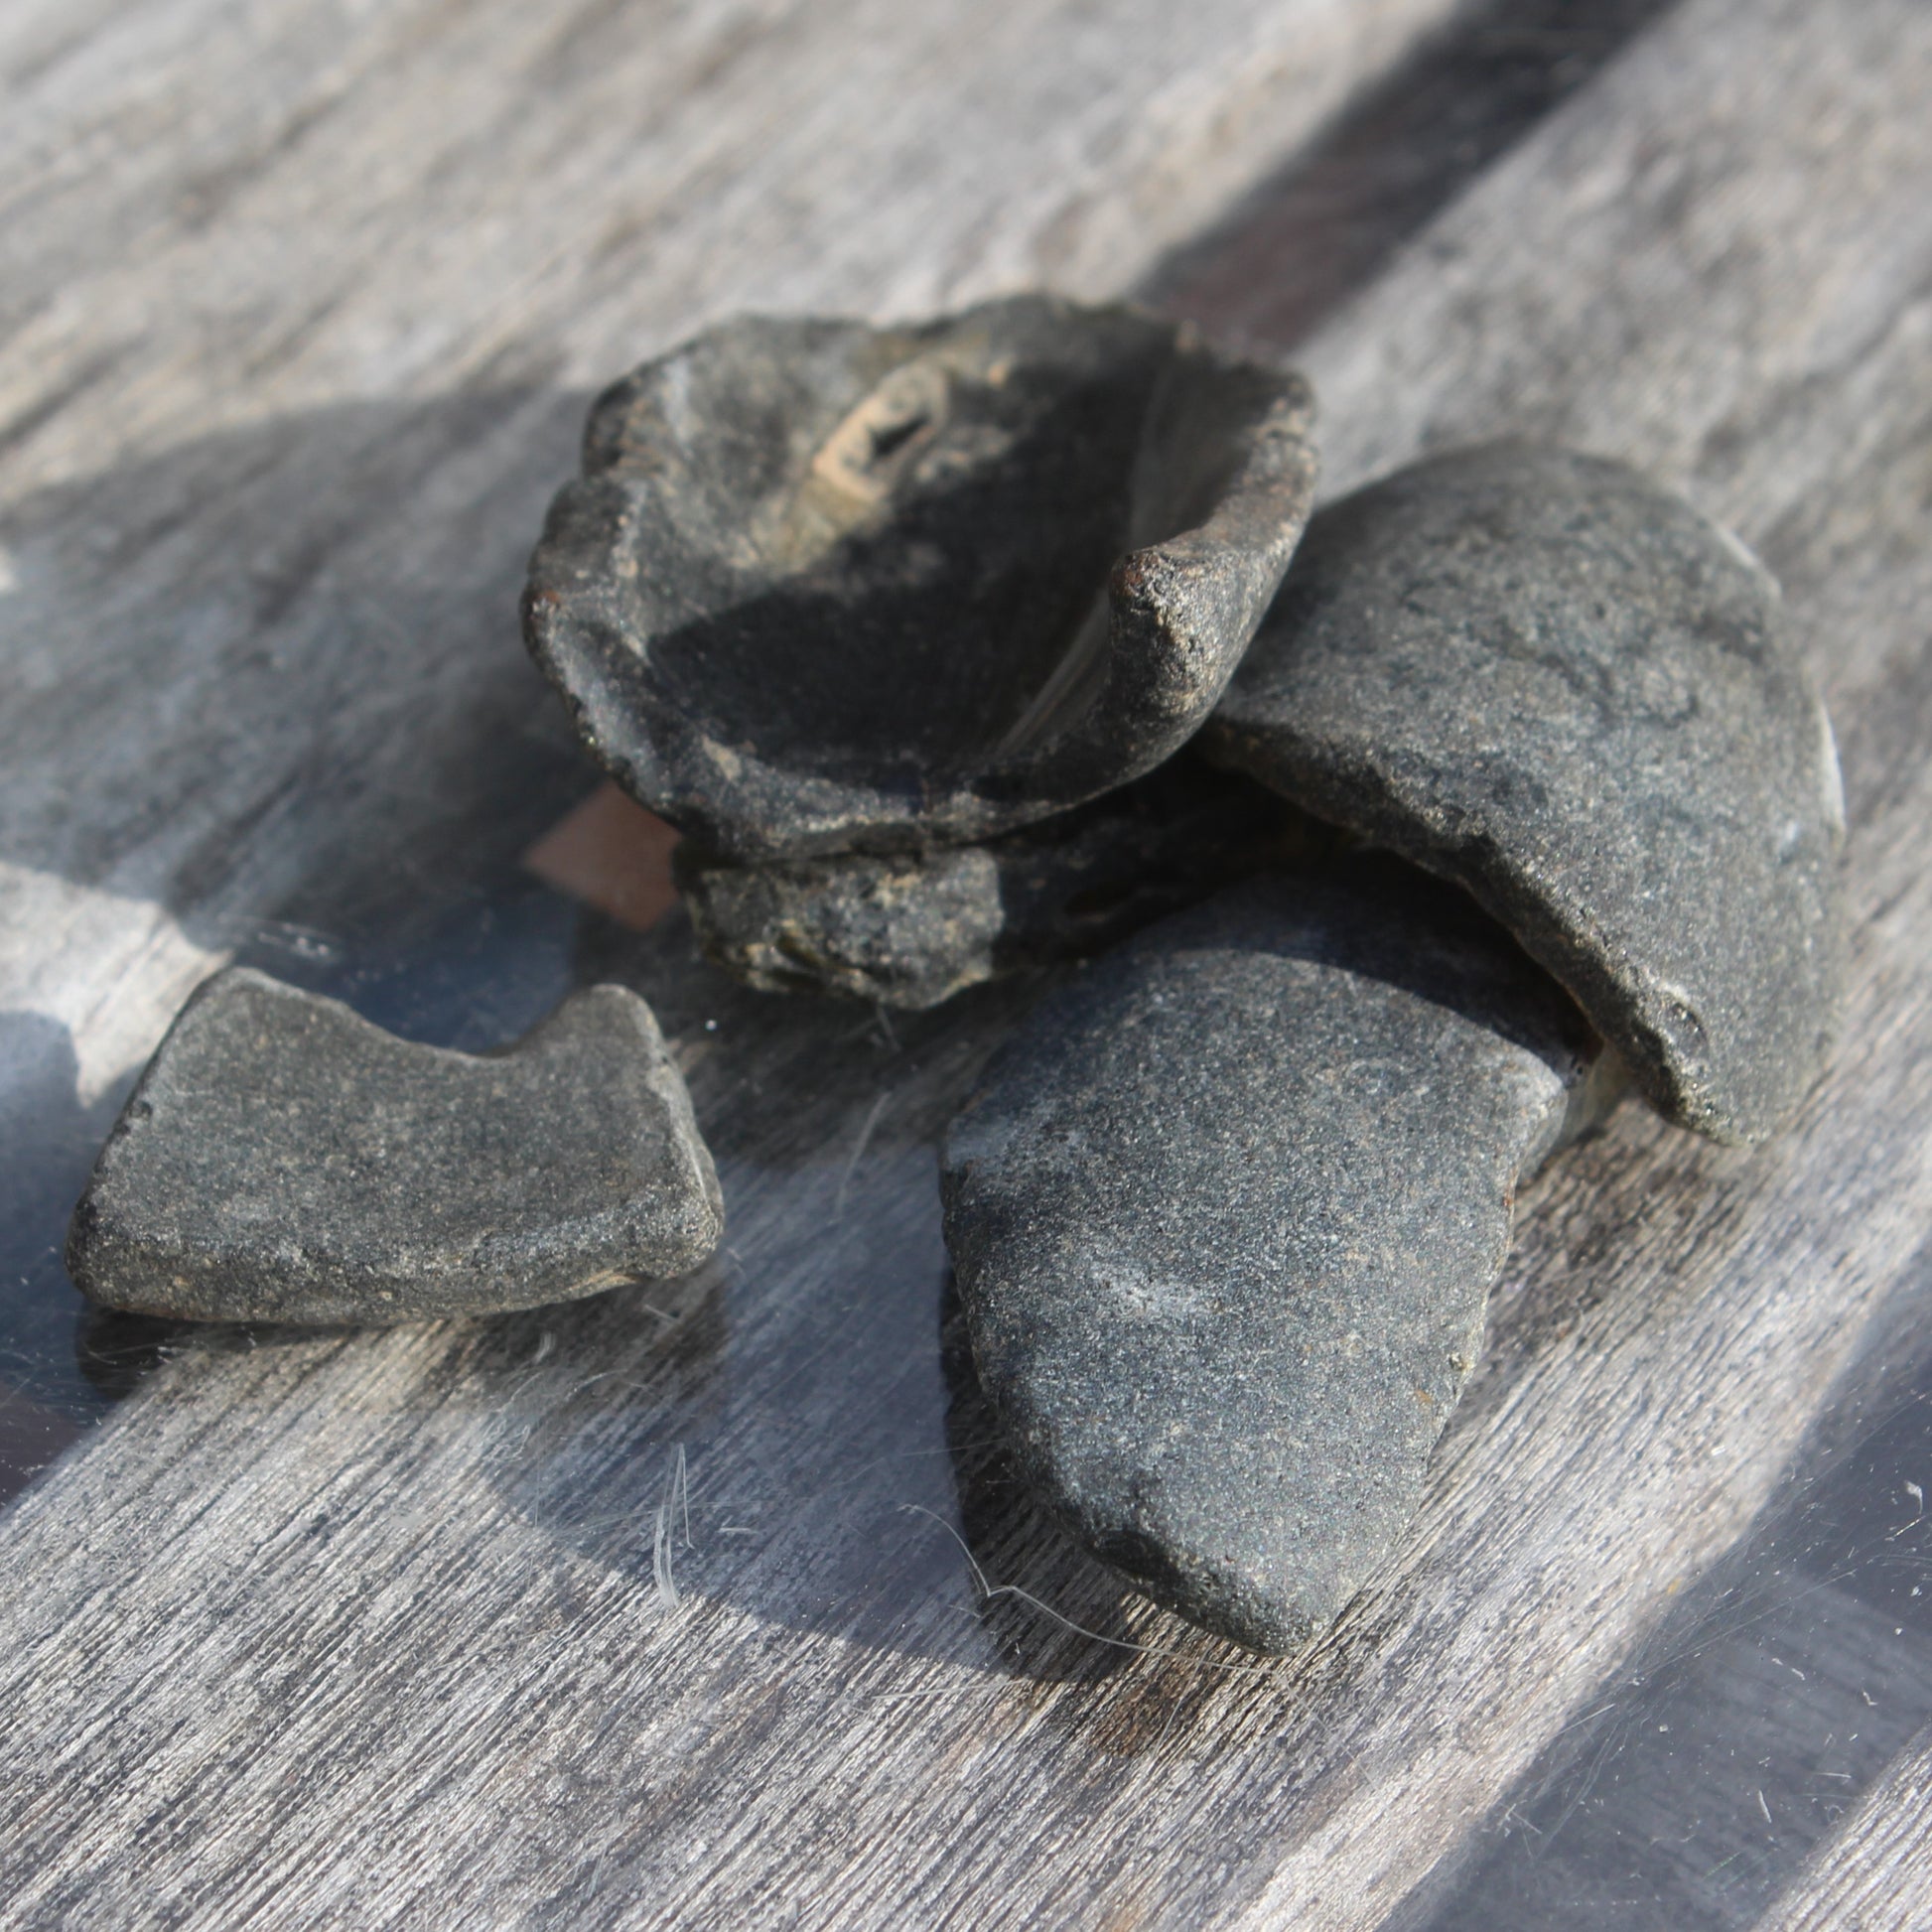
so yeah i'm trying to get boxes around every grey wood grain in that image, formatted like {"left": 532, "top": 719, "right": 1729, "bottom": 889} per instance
{"left": 1392, "top": 1266, "right": 1932, "bottom": 1930}
{"left": 1759, "top": 1717, "right": 1932, "bottom": 1932}
{"left": 0, "top": 0, "right": 1473, "bottom": 1480}
{"left": 0, "top": 0, "right": 1464, "bottom": 1097}
{"left": 4, "top": 0, "right": 1932, "bottom": 1927}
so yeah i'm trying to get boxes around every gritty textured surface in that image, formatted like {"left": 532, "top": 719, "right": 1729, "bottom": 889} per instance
{"left": 524, "top": 295, "right": 1317, "bottom": 860}
{"left": 1204, "top": 442, "right": 1846, "bottom": 1145}
{"left": 67, "top": 970, "right": 723, "bottom": 1324}
{"left": 677, "top": 762, "right": 1310, "bottom": 1008}
{"left": 681, "top": 842, "right": 1008, "bottom": 1009}
{"left": 941, "top": 867, "right": 1602, "bottom": 1651}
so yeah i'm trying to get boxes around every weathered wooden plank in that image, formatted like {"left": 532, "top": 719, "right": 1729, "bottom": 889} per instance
{"left": 0, "top": 0, "right": 1472, "bottom": 1462}
{"left": 3, "top": 0, "right": 1931, "bottom": 1927}
{"left": 0, "top": 0, "right": 1465, "bottom": 1082}
{"left": 1759, "top": 1718, "right": 1932, "bottom": 1931}
{"left": 1392, "top": 1267, "right": 1932, "bottom": 1928}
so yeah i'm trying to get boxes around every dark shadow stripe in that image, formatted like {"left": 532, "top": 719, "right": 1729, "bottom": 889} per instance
{"left": 1386, "top": 1241, "right": 1932, "bottom": 1932}
{"left": 1141, "top": 0, "right": 1681, "bottom": 350}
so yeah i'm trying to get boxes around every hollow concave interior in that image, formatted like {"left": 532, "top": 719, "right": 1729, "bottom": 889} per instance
{"left": 629, "top": 311, "right": 1188, "bottom": 794}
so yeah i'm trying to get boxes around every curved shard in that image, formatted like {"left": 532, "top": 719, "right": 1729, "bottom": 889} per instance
{"left": 524, "top": 295, "right": 1317, "bottom": 861}
{"left": 1204, "top": 442, "right": 1845, "bottom": 1145}
{"left": 940, "top": 869, "right": 1608, "bottom": 1653}
{"left": 67, "top": 969, "right": 723, "bottom": 1324}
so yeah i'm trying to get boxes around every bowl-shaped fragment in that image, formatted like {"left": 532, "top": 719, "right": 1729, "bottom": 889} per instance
{"left": 524, "top": 296, "right": 1317, "bottom": 860}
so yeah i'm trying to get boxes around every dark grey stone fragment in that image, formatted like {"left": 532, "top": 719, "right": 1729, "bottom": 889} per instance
{"left": 67, "top": 968, "right": 723, "bottom": 1325}
{"left": 524, "top": 295, "right": 1317, "bottom": 861}
{"left": 676, "top": 763, "right": 1312, "bottom": 1009}
{"left": 1204, "top": 442, "right": 1846, "bottom": 1145}
{"left": 940, "top": 867, "right": 1610, "bottom": 1653}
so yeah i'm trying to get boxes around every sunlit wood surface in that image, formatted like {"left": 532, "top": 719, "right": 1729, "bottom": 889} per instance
{"left": 3, "top": 1, "right": 1930, "bottom": 1924}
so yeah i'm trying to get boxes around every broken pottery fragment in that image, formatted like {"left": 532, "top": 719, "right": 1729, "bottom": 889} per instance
{"left": 941, "top": 867, "right": 1616, "bottom": 1653}
{"left": 524, "top": 295, "right": 1317, "bottom": 861}
{"left": 1204, "top": 442, "right": 1845, "bottom": 1145}
{"left": 677, "top": 761, "right": 1313, "bottom": 1009}
{"left": 67, "top": 968, "right": 722, "bottom": 1325}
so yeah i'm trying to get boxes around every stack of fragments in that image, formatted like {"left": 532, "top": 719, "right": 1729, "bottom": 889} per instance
{"left": 69, "top": 297, "right": 1845, "bottom": 1653}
